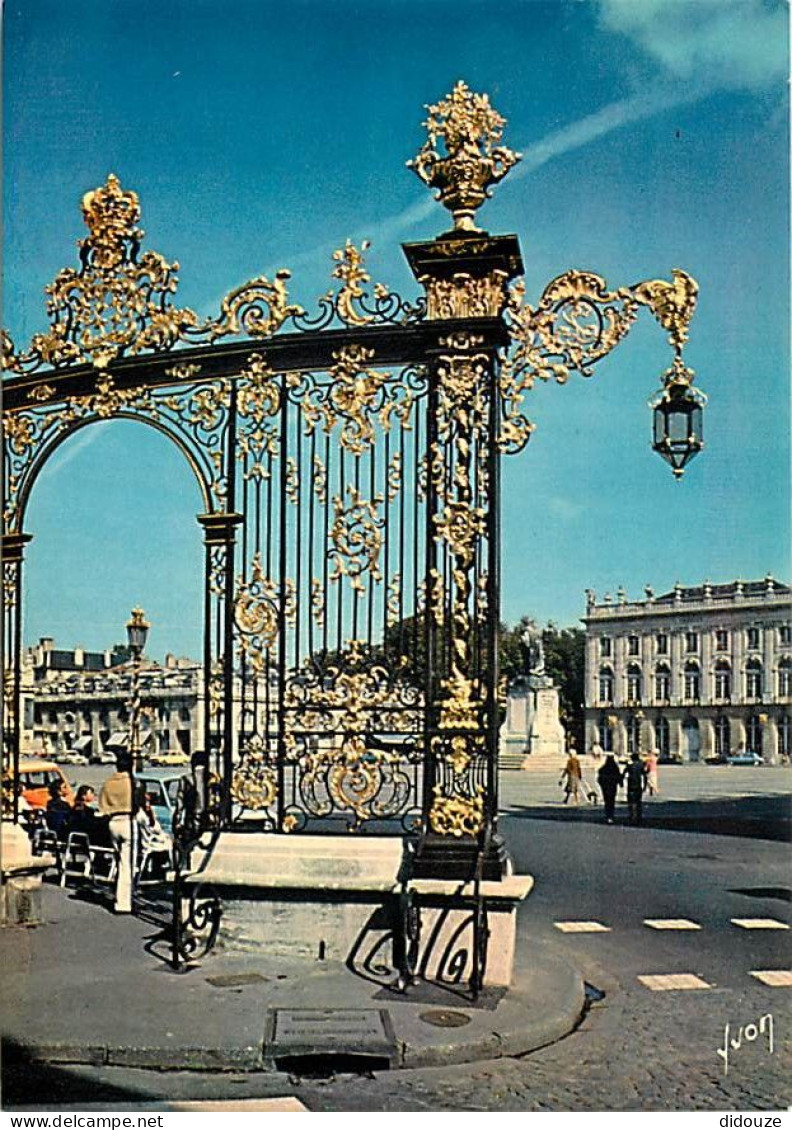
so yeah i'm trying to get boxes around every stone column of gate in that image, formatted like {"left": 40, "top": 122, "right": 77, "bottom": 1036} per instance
{"left": 1, "top": 532, "right": 33, "bottom": 823}
{"left": 402, "top": 230, "right": 523, "bottom": 880}
{"left": 196, "top": 511, "right": 242, "bottom": 824}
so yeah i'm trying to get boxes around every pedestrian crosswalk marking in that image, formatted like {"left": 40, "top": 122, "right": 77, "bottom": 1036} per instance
{"left": 750, "top": 970, "right": 792, "bottom": 987}
{"left": 732, "top": 918, "right": 789, "bottom": 930}
{"left": 637, "top": 974, "right": 712, "bottom": 991}
{"left": 644, "top": 919, "right": 701, "bottom": 930}
{"left": 553, "top": 920, "right": 611, "bottom": 933}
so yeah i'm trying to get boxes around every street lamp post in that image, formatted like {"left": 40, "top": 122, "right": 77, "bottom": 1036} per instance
{"left": 125, "top": 608, "right": 150, "bottom": 775}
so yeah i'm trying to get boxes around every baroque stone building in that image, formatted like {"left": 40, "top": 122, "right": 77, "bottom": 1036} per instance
{"left": 583, "top": 577, "right": 792, "bottom": 763}
{"left": 19, "top": 637, "right": 202, "bottom": 758}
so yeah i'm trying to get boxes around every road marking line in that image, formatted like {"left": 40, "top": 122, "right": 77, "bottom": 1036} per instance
{"left": 750, "top": 970, "right": 792, "bottom": 987}
{"left": 553, "top": 920, "right": 611, "bottom": 933}
{"left": 644, "top": 919, "right": 701, "bottom": 930}
{"left": 637, "top": 974, "right": 712, "bottom": 991}
{"left": 732, "top": 918, "right": 789, "bottom": 930}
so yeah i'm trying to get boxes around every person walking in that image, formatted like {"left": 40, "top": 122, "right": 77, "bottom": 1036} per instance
{"left": 645, "top": 750, "right": 660, "bottom": 796}
{"left": 597, "top": 753, "right": 623, "bottom": 823}
{"left": 559, "top": 749, "right": 583, "bottom": 805}
{"left": 99, "top": 752, "right": 133, "bottom": 913}
{"left": 624, "top": 752, "right": 647, "bottom": 826}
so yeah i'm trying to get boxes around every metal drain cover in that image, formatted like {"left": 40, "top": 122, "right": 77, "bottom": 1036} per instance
{"left": 264, "top": 1008, "right": 397, "bottom": 1064}
{"left": 419, "top": 1009, "right": 471, "bottom": 1028}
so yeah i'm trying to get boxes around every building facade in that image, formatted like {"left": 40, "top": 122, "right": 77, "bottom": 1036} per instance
{"left": 19, "top": 637, "right": 202, "bottom": 759}
{"left": 583, "top": 577, "right": 792, "bottom": 763}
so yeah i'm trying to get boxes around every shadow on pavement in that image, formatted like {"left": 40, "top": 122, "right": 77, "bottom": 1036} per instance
{"left": 507, "top": 794, "right": 791, "bottom": 842}
{"left": 1, "top": 1039, "right": 154, "bottom": 1108}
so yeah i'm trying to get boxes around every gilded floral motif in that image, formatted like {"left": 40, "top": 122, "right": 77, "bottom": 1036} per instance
{"left": 428, "top": 788, "right": 485, "bottom": 837}
{"left": 329, "top": 487, "right": 384, "bottom": 593}
{"left": 409, "top": 81, "right": 521, "bottom": 232}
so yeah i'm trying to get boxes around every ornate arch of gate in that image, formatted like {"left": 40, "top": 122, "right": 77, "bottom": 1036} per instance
{"left": 3, "top": 83, "right": 702, "bottom": 882}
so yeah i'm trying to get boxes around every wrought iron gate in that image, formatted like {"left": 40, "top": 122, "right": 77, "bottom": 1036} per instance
{"left": 2, "top": 83, "right": 701, "bottom": 880}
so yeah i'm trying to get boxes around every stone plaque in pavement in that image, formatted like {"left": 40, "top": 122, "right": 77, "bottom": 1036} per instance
{"left": 264, "top": 1008, "right": 397, "bottom": 1064}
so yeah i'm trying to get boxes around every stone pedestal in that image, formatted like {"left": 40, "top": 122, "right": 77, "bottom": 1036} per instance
{"left": 182, "top": 834, "right": 532, "bottom": 988}
{"left": 527, "top": 685, "right": 566, "bottom": 761}
{"left": 1, "top": 820, "right": 53, "bottom": 927}
{"left": 500, "top": 678, "right": 566, "bottom": 768}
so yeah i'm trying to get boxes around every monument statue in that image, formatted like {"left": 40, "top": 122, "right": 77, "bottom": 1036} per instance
{"left": 501, "top": 617, "right": 566, "bottom": 769}
{"left": 521, "top": 618, "right": 546, "bottom": 679}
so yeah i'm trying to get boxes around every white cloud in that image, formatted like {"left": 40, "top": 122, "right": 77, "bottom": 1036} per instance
{"left": 597, "top": 0, "right": 788, "bottom": 90}
{"left": 45, "top": 421, "right": 109, "bottom": 475}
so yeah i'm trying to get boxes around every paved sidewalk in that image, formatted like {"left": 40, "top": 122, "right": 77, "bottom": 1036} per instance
{"left": 1, "top": 879, "right": 584, "bottom": 1075}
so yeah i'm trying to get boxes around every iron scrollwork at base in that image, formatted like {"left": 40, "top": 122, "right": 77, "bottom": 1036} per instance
{"left": 173, "top": 882, "right": 223, "bottom": 966}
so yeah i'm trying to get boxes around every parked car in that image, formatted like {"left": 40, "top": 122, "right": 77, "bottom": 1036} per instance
{"left": 60, "top": 751, "right": 89, "bottom": 766}
{"left": 135, "top": 768, "right": 186, "bottom": 834}
{"left": 148, "top": 750, "right": 189, "bottom": 768}
{"left": 726, "top": 751, "right": 764, "bottom": 766}
{"left": 13, "top": 758, "right": 75, "bottom": 809}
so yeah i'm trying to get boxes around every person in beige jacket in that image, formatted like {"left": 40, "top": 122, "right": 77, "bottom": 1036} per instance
{"left": 99, "top": 752, "right": 133, "bottom": 913}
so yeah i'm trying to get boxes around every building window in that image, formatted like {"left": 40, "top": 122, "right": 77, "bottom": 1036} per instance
{"left": 599, "top": 667, "right": 614, "bottom": 704}
{"left": 686, "top": 632, "right": 699, "bottom": 653}
{"left": 779, "top": 715, "right": 791, "bottom": 760}
{"left": 600, "top": 637, "right": 612, "bottom": 658}
{"left": 779, "top": 625, "right": 791, "bottom": 647}
{"left": 628, "top": 636, "right": 640, "bottom": 657}
{"left": 654, "top": 665, "right": 671, "bottom": 702}
{"left": 714, "top": 715, "right": 730, "bottom": 759}
{"left": 714, "top": 660, "right": 731, "bottom": 701}
{"left": 715, "top": 629, "right": 729, "bottom": 651}
{"left": 684, "top": 661, "right": 700, "bottom": 701}
{"left": 655, "top": 716, "right": 670, "bottom": 759}
{"left": 778, "top": 657, "right": 792, "bottom": 698}
{"left": 746, "top": 626, "right": 761, "bottom": 650}
{"left": 626, "top": 715, "right": 641, "bottom": 755}
{"left": 656, "top": 633, "right": 668, "bottom": 655}
{"left": 626, "top": 664, "right": 642, "bottom": 703}
{"left": 745, "top": 658, "right": 763, "bottom": 699}
{"left": 598, "top": 718, "right": 613, "bottom": 752}
{"left": 746, "top": 714, "right": 763, "bottom": 756}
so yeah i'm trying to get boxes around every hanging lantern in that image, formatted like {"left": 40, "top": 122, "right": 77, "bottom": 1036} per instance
{"left": 649, "top": 356, "right": 707, "bottom": 479}
{"left": 126, "top": 607, "right": 150, "bottom": 656}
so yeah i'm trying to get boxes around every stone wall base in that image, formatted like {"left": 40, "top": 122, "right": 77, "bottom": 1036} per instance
{"left": 181, "top": 834, "right": 532, "bottom": 988}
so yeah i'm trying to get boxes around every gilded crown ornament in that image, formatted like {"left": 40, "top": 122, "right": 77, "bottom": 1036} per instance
{"left": 408, "top": 80, "right": 521, "bottom": 232}
{"left": 80, "top": 173, "right": 143, "bottom": 270}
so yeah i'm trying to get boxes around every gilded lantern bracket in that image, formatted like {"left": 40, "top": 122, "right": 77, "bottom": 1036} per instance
{"left": 499, "top": 267, "right": 701, "bottom": 454}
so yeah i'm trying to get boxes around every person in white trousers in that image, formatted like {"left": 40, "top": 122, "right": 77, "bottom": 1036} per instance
{"left": 99, "top": 752, "right": 133, "bottom": 913}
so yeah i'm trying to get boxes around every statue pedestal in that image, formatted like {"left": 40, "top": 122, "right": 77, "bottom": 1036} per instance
{"left": 500, "top": 677, "right": 566, "bottom": 769}
{"left": 526, "top": 685, "right": 566, "bottom": 761}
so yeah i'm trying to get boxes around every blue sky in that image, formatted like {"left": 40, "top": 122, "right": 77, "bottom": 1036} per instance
{"left": 3, "top": 0, "right": 789, "bottom": 660}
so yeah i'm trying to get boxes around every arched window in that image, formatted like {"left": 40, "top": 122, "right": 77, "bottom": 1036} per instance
{"left": 779, "top": 715, "right": 791, "bottom": 760}
{"left": 655, "top": 716, "right": 670, "bottom": 759}
{"left": 778, "top": 657, "right": 792, "bottom": 698}
{"left": 626, "top": 714, "right": 642, "bottom": 754}
{"left": 598, "top": 717, "right": 613, "bottom": 752}
{"left": 599, "top": 666, "right": 614, "bottom": 704}
{"left": 626, "top": 664, "right": 642, "bottom": 704}
{"left": 745, "top": 658, "right": 763, "bottom": 699}
{"left": 654, "top": 664, "right": 671, "bottom": 703}
{"left": 747, "top": 714, "right": 763, "bottom": 756}
{"left": 714, "top": 715, "right": 730, "bottom": 759}
{"left": 714, "top": 660, "right": 731, "bottom": 701}
{"left": 684, "top": 661, "right": 700, "bottom": 701}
